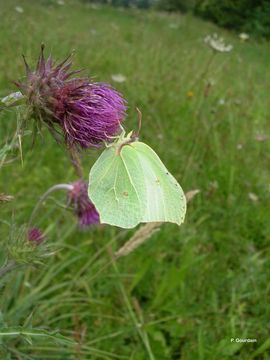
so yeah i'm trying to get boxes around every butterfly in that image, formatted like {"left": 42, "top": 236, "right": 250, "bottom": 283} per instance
{"left": 88, "top": 129, "right": 186, "bottom": 229}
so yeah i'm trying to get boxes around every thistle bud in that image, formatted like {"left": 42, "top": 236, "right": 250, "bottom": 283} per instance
{"left": 68, "top": 180, "right": 100, "bottom": 227}
{"left": 28, "top": 227, "right": 45, "bottom": 245}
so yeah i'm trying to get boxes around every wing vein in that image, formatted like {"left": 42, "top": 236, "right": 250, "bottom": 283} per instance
{"left": 120, "top": 152, "right": 141, "bottom": 206}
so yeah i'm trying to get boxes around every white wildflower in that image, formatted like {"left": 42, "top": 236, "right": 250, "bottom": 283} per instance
{"left": 248, "top": 192, "right": 259, "bottom": 202}
{"left": 15, "top": 6, "right": 24, "bottom": 13}
{"left": 239, "top": 33, "right": 249, "bottom": 41}
{"left": 169, "top": 23, "right": 179, "bottom": 29}
{"left": 218, "top": 98, "right": 225, "bottom": 105}
{"left": 111, "top": 74, "right": 127, "bottom": 83}
{"left": 204, "top": 34, "right": 233, "bottom": 52}
{"left": 90, "top": 29, "right": 97, "bottom": 35}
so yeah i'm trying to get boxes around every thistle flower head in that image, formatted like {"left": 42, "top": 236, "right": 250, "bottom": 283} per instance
{"left": 28, "top": 227, "right": 45, "bottom": 245}
{"left": 68, "top": 179, "right": 100, "bottom": 227}
{"left": 16, "top": 45, "right": 72, "bottom": 121}
{"left": 54, "top": 80, "right": 127, "bottom": 148}
{"left": 16, "top": 45, "right": 127, "bottom": 148}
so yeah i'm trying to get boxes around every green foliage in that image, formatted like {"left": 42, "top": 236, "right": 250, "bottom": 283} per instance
{"left": 0, "top": 326, "right": 75, "bottom": 358}
{"left": 194, "top": 0, "right": 252, "bottom": 28}
{"left": 0, "top": 0, "right": 270, "bottom": 358}
{"left": 154, "top": 0, "right": 270, "bottom": 38}
{"left": 246, "top": 1, "right": 270, "bottom": 38}
{"left": 82, "top": 0, "right": 154, "bottom": 9}
{"left": 195, "top": 0, "right": 270, "bottom": 38}
{"left": 156, "top": 0, "right": 196, "bottom": 12}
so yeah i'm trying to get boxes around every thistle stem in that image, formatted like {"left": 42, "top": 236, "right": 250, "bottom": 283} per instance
{"left": 68, "top": 147, "right": 83, "bottom": 178}
{"left": 29, "top": 184, "right": 73, "bottom": 227}
{"left": 0, "top": 260, "right": 17, "bottom": 278}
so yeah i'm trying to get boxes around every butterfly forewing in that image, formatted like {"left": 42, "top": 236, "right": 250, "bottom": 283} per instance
{"left": 89, "top": 146, "right": 143, "bottom": 228}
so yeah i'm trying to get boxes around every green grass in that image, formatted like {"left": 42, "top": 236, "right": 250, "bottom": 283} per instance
{"left": 0, "top": 0, "right": 270, "bottom": 359}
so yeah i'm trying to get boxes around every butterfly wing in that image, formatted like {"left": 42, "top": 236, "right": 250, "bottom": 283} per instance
{"left": 122, "top": 142, "right": 186, "bottom": 226}
{"left": 88, "top": 146, "right": 144, "bottom": 228}
{"left": 89, "top": 141, "right": 186, "bottom": 228}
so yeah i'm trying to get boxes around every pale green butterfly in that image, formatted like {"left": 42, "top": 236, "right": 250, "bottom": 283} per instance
{"left": 88, "top": 129, "right": 186, "bottom": 229}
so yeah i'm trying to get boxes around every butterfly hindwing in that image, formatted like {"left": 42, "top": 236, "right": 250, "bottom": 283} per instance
{"left": 122, "top": 142, "right": 186, "bottom": 225}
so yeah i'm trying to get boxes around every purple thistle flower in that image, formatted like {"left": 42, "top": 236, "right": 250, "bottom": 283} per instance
{"left": 16, "top": 45, "right": 127, "bottom": 148}
{"left": 53, "top": 80, "right": 127, "bottom": 148}
{"left": 68, "top": 180, "right": 100, "bottom": 227}
{"left": 28, "top": 227, "right": 45, "bottom": 245}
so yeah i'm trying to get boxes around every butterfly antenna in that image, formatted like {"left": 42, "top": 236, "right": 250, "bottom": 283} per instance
{"left": 119, "top": 124, "right": 126, "bottom": 137}
{"left": 135, "top": 107, "right": 142, "bottom": 137}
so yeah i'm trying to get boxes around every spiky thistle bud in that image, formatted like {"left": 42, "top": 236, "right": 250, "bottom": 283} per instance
{"left": 16, "top": 45, "right": 127, "bottom": 149}
{"left": 28, "top": 227, "right": 45, "bottom": 245}
{"left": 68, "top": 180, "right": 100, "bottom": 227}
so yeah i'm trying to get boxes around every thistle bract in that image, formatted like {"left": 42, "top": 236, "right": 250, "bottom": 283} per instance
{"left": 16, "top": 46, "right": 127, "bottom": 148}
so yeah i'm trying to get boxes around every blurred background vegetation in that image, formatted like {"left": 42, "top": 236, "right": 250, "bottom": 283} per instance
{"left": 82, "top": 0, "right": 270, "bottom": 39}
{"left": 0, "top": 0, "right": 270, "bottom": 359}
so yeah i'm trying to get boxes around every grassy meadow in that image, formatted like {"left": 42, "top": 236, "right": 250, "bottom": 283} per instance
{"left": 0, "top": 0, "right": 270, "bottom": 358}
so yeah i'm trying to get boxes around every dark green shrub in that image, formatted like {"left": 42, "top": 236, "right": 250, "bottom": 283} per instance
{"left": 245, "top": 1, "right": 270, "bottom": 37}
{"left": 156, "top": 0, "right": 195, "bottom": 12}
{"left": 194, "top": 0, "right": 252, "bottom": 28}
{"left": 81, "top": 0, "right": 155, "bottom": 8}
{"left": 194, "top": 0, "right": 270, "bottom": 38}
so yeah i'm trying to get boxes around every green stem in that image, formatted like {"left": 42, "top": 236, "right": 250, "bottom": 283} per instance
{"left": 29, "top": 184, "right": 73, "bottom": 227}
{"left": 200, "top": 51, "right": 217, "bottom": 81}
{"left": 190, "top": 50, "right": 217, "bottom": 89}
{"left": 109, "top": 248, "right": 155, "bottom": 360}
{"left": 0, "top": 260, "right": 17, "bottom": 278}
